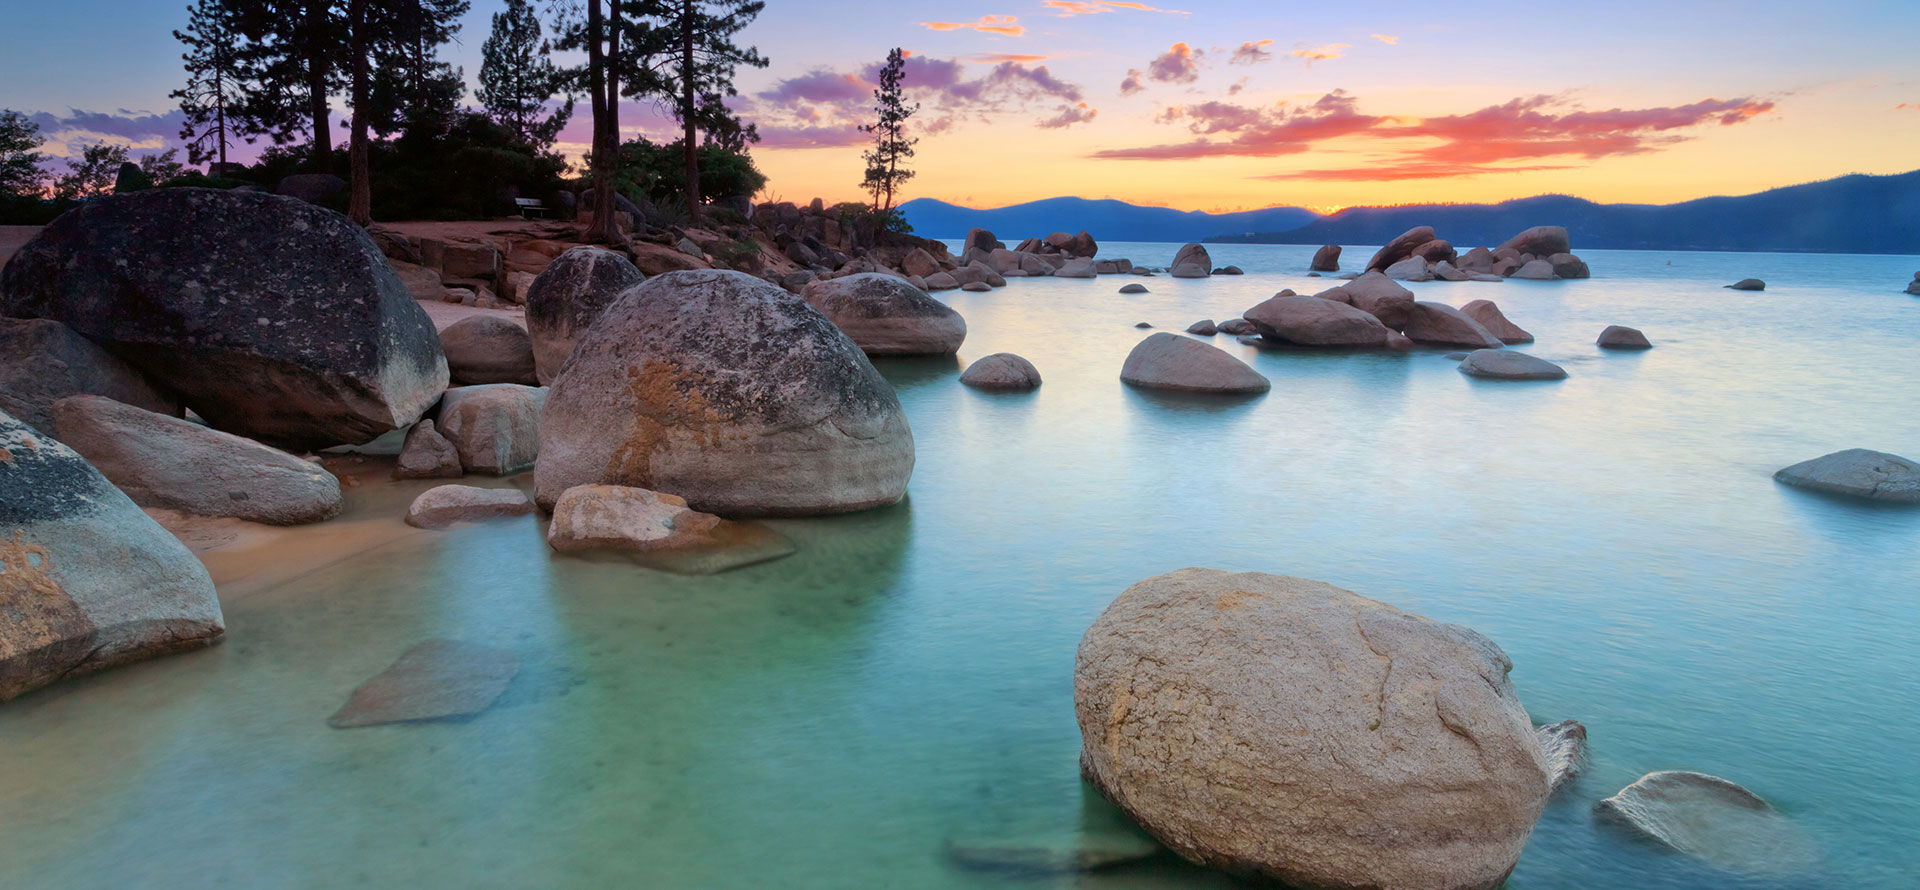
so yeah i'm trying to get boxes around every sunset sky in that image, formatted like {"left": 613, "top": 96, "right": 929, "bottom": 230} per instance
{"left": 4, "top": 0, "right": 1918, "bottom": 213}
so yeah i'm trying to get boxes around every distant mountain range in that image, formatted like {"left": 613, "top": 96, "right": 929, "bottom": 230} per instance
{"left": 902, "top": 171, "right": 1920, "bottom": 255}
{"left": 898, "top": 196, "right": 1319, "bottom": 244}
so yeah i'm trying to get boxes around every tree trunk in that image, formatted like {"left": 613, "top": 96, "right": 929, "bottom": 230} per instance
{"left": 680, "top": 0, "right": 701, "bottom": 225}
{"left": 215, "top": 66, "right": 228, "bottom": 169}
{"left": 347, "top": 0, "right": 371, "bottom": 225}
{"left": 305, "top": 0, "right": 334, "bottom": 175}
{"left": 583, "top": 0, "right": 626, "bottom": 245}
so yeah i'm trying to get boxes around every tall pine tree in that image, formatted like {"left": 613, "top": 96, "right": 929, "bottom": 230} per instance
{"left": 659, "top": 0, "right": 766, "bottom": 223}
{"left": 858, "top": 48, "right": 917, "bottom": 214}
{"left": 367, "top": 0, "right": 469, "bottom": 139}
{"left": 173, "top": 0, "right": 259, "bottom": 169}
{"left": 231, "top": 0, "right": 347, "bottom": 174}
{"left": 554, "top": 0, "right": 667, "bottom": 243}
{"left": 478, "top": 0, "right": 573, "bottom": 152}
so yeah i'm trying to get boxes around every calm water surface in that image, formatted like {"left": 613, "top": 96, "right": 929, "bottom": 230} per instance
{"left": 2, "top": 243, "right": 1918, "bottom": 889}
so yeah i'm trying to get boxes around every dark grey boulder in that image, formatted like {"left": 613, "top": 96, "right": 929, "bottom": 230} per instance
{"left": 959, "top": 353, "right": 1041, "bottom": 391}
{"left": 1597, "top": 325, "right": 1652, "bottom": 350}
{"left": 1186, "top": 319, "right": 1218, "bottom": 336}
{"left": 1726, "top": 278, "right": 1765, "bottom": 291}
{"left": 0, "top": 409, "right": 224, "bottom": 700}
{"left": 1773, "top": 449, "right": 1920, "bottom": 502}
{"left": 802, "top": 273, "right": 967, "bottom": 356}
{"left": 0, "top": 317, "right": 179, "bottom": 433}
{"left": 523, "top": 246, "right": 647, "bottom": 385}
{"left": 1458, "top": 349, "right": 1568, "bottom": 380}
{"left": 1310, "top": 244, "right": 1341, "bottom": 272}
{"left": 1119, "top": 283, "right": 1148, "bottom": 294}
{"left": 0, "top": 189, "right": 448, "bottom": 450}
{"left": 534, "top": 270, "right": 914, "bottom": 516}
{"left": 440, "top": 315, "right": 538, "bottom": 386}
{"left": 1498, "top": 225, "right": 1571, "bottom": 257}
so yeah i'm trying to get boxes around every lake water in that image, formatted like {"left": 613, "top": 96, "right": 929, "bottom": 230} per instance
{"left": 3, "top": 242, "right": 1918, "bottom": 889}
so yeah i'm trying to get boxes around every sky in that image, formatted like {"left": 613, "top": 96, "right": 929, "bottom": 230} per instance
{"left": 3, "top": 0, "right": 1919, "bottom": 213}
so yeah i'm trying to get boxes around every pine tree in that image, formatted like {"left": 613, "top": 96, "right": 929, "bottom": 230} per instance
{"left": 231, "top": 0, "right": 348, "bottom": 174}
{"left": 859, "top": 48, "right": 918, "bottom": 214}
{"left": 54, "top": 143, "right": 131, "bottom": 201}
{"left": 554, "top": 0, "right": 665, "bottom": 243}
{"left": 367, "top": 0, "right": 469, "bottom": 139}
{"left": 478, "top": 0, "right": 573, "bottom": 151}
{"left": 172, "top": 0, "right": 258, "bottom": 169}
{"left": 658, "top": 0, "right": 767, "bottom": 223}
{"left": 0, "top": 110, "right": 47, "bottom": 199}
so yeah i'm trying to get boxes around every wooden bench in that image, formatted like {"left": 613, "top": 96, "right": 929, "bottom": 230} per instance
{"left": 513, "top": 197, "right": 546, "bottom": 219}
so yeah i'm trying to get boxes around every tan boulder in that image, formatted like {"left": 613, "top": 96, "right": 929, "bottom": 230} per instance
{"left": 1365, "top": 225, "right": 1436, "bottom": 272}
{"left": 1120, "top": 333, "right": 1269, "bottom": 394}
{"left": 802, "top": 273, "right": 967, "bottom": 356}
{"left": 545, "top": 484, "right": 795, "bottom": 574}
{"left": 437, "top": 384, "right": 544, "bottom": 475}
{"left": 404, "top": 484, "right": 535, "bottom": 529}
{"left": 1403, "top": 302, "right": 1504, "bottom": 349}
{"left": 1342, "top": 272, "right": 1416, "bottom": 327}
{"left": 1460, "top": 299, "right": 1534, "bottom": 343}
{"left": 1310, "top": 244, "right": 1341, "bottom": 271}
{"left": 1245, "top": 295, "right": 1392, "bottom": 347}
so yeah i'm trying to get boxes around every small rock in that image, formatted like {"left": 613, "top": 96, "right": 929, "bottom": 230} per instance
{"left": 404, "top": 484, "right": 535, "bottom": 529}
{"left": 1118, "top": 283, "right": 1148, "bottom": 294}
{"left": 1185, "top": 319, "right": 1217, "bottom": 336}
{"left": 1537, "top": 720, "right": 1586, "bottom": 793}
{"left": 1596, "top": 771, "right": 1819, "bottom": 876}
{"left": 1133, "top": 321, "right": 1152, "bottom": 329}
{"left": 440, "top": 315, "right": 538, "bottom": 386}
{"left": 1726, "top": 278, "right": 1765, "bottom": 291}
{"left": 959, "top": 353, "right": 1041, "bottom": 390}
{"left": 1216, "top": 318, "right": 1255, "bottom": 336}
{"left": 1773, "top": 449, "right": 1920, "bottom": 502}
{"left": 393, "top": 419, "right": 463, "bottom": 480}
{"left": 1597, "top": 325, "right": 1652, "bottom": 350}
{"left": 1217, "top": 265, "right": 1244, "bottom": 275}
{"left": 546, "top": 484, "right": 795, "bottom": 574}
{"left": 1458, "top": 349, "right": 1568, "bottom": 380}
{"left": 960, "top": 281, "right": 991, "bottom": 292}
{"left": 328, "top": 639, "right": 519, "bottom": 728}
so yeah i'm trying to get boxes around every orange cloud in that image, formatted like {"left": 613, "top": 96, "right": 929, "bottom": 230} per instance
{"left": 1040, "top": 102, "right": 1099, "bottom": 128}
{"left": 1096, "top": 91, "right": 1380, "bottom": 159}
{"left": 1291, "top": 43, "right": 1349, "bottom": 62}
{"left": 1371, "top": 34, "right": 1399, "bottom": 45}
{"left": 969, "top": 53, "right": 1050, "bottom": 63}
{"left": 920, "top": 15, "right": 1024, "bottom": 36}
{"left": 1044, "top": 0, "right": 1187, "bottom": 16}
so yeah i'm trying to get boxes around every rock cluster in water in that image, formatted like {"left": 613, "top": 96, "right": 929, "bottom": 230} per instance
{"left": 1350, "top": 224, "right": 1591, "bottom": 282}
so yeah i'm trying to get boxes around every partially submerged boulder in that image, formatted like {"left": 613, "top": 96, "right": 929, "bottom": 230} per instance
{"left": 1216, "top": 318, "right": 1255, "bottom": 336}
{"left": 1076, "top": 569, "right": 1550, "bottom": 890}
{"left": 1537, "top": 720, "right": 1586, "bottom": 793}
{"left": 51, "top": 394, "right": 342, "bottom": 525}
{"left": 1726, "top": 278, "right": 1766, "bottom": 291}
{"left": 1458, "top": 349, "right": 1568, "bottom": 381}
{"left": 0, "top": 317, "right": 179, "bottom": 434}
{"left": 802, "top": 273, "right": 967, "bottom": 356}
{"left": 0, "top": 409, "right": 224, "bottom": 701}
{"left": 1169, "top": 244, "right": 1211, "bottom": 278}
{"left": 1365, "top": 225, "right": 1437, "bottom": 272}
{"left": 404, "top": 484, "right": 536, "bottom": 529}
{"left": 1244, "top": 295, "right": 1392, "bottom": 348}
{"left": 545, "top": 484, "right": 795, "bottom": 574}
{"left": 440, "top": 315, "right": 537, "bottom": 386}
{"left": 437, "top": 384, "right": 544, "bottom": 476}
{"left": 1597, "top": 325, "right": 1652, "bottom": 350}
{"left": 534, "top": 270, "right": 914, "bottom": 517}
{"left": 1341, "top": 272, "right": 1416, "bottom": 328}
{"left": 1596, "top": 771, "right": 1819, "bottom": 876}
{"left": 1498, "top": 225, "right": 1570, "bottom": 257}
{"left": 1403, "top": 302, "right": 1504, "bottom": 349}
{"left": 328, "top": 639, "right": 519, "bottom": 728}
{"left": 959, "top": 353, "right": 1042, "bottom": 391}
{"left": 1460, "top": 299, "right": 1534, "bottom": 344}
{"left": 523, "top": 246, "right": 647, "bottom": 385}
{"left": 1773, "top": 449, "right": 1920, "bottom": 503}
{"left": 0, "top": 188, "right": 448, "bottom": 450}
{"left": 1055, "top": 258, "right": 1098, "bottom": 279}
{"left": 1310, "top": 244, "right": 1341, "bottom": 272}
{"left": 1118, "top": 283, "right": 1148, "bottom": 294}
{"left": 1185, "top": 319, "right": 1217, "bottom": 336}
{"left": 1120, "top": 333, "right": 1269, "bottom": 394}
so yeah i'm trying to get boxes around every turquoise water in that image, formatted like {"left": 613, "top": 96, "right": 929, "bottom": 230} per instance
{"left": 3, "top": 243, "right": 1918, "bottom": 889}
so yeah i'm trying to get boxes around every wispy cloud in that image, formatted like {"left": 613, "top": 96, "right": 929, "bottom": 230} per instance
{"left": 1039, "top": 102, "right": 1099, "bottom": 128}
{"left": 1290, "top": 43, "right": 1349, "bottom": 62}
{"left": 919, "top": 15, "right": 1024, "bottom": 36}
{"left": 746, "top": 53, "right": 1091, "bottom": 136}
{"left": 1043, "top": 0, "right": 1188, "bottom": 17}
{"left": 1371, "top": 34, "right": 1400, "bottom": 45}
{"left": 968, "top": 52, "right": 1050, "bottom": 63}
{"left": 1095, "top": 91, "right": 1380, "bottom": 159}
{"left": 1229, "top": 40, "right": 1274, "bottom": 65}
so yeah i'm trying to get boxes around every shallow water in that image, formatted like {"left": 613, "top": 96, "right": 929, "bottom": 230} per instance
{"left": 3, "top": 243, "right": 1918, "bottom": 889}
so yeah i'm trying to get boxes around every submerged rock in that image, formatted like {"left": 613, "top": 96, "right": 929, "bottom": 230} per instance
{"left": 1726, "top": 278, "right": 1766, "bottom": 291}
{"left": 945, "top": 834, "right": 1161, "bottom": 876}
{"left": 0, "top": 409, "right": 224, "bottom": 701}
{"left": 802, "top": 273, "right": 967, "bottom": 356}
{"left": 0, "top": 188, "right": 447, "bottom": 449}
{"left": 1773, "top": 449, "right": 1920, "bottom": 503}
{"left": 534, "top": 270, "right": 913, "bottom": 517}
{"left": 1458, "top": 349, "right": 1568, "bottom": 380}
{"left": 1075, "top": 569, "right": 1550, "bottom": 890}
{"left": 1537, "top": 720, "right": 1587, "bottom": 793}
{"left": 523, "top": 246, "right": 647, "bottom": 385}
{"left": 1596, "top": 771, "right": 1819, "bottom": 875}
{"left": 328, "top": 639, "right": 519, "bottom": 728}
{"left": 52, "top": 394, "right": 342, "bottom": 525}
{"left": 0, "top": 318, "right": 179, "bottom": 435}
{"left": 393, "top": 419, "right": 463, "bottom": 480}
{"left": 1597, "top": 325, "right": 1653, "bottom": 350}
{"left": 1120, "top": 333, "right": 1269, "bottom": 394}
{"left": 437, "top": 384, "right": 544, "bottom": 475}
{"left": 404, "top": 484, "right": 535, "bottom": 529}
{"left": 959, "top": 353, "right": 1042, "bottom": 391}
{"left": 546, "top": 484, "right": 795, "bottom": 574}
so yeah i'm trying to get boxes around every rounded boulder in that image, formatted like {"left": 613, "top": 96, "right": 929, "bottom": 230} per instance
{"left": 801, "top": 273, "right": 967, "bottom": 356}
{"left": 523, "top": 246, "right": 647, "bottom": 385}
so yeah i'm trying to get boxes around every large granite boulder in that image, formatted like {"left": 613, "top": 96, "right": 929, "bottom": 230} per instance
{"left": 1365, "top": 225, "right": 1437, "bottom": 272}
{"left": 437, "top": 384, "right": 544, "bottom": 475}
{"left": 1342, "top": 272, "right": 1416, "bottom": 328}
{"left": 1055, "top": 258, "right": 1097, "bottom": 279}
{"left": 1457, "top": 349, "right": 1568, "bottom": 381}
{"left": 51, "top": 395, "right": 343, "bottom": 525}
{"left": 1068, "top": 230, "right": 1098, "bottom": 259}
{"left": 0, "top": 318, "right": 179, "bottom": 434}
{"left": 901, "top": 247, "right": 942, "bottom": 279}
{"left": 1497, "top": 225, "right": 1571, "bottom": 257}
{"left": 1119, "top": 333, "right": 1269, "bottom": 394}
{"left": 1411, "top": 239, "right": 1457, "bottom": 264}
{"left": 1403, "top": 302, "right": 1504, "bottom": 349}
{"left": 0, "top": 188, "right": 447, "bottom": 450}
{"left": 1549, "top": 253, "right": 1590, "bottom": 279}
{"left": 520, "top": 246, "right": 646, "bottom": 385}
{"left": 802, "top": 273, "right": 967, "bottom": 356}
{"left": 1076, "top": 569, "right": 1549, "bottom": 890}
{"left": 1773, "top": 449, "right": 1920, "bottom": 503}
{"left": 1170, "top": 244, "right": 1211, "bottom": 278}
{"left": 545, "top": 484, "right": 795, "bottom": 574}
{"left": 440, "top": 316, "right": 537, "bottom": 386}
{"left": 1244, "top": 295, "right": 1393, "bottom": 348}
{"left": 1310, "top": 244, "right": 1341, "bottom": 272}
{"left": 0, "top": 409, "right": 224, "bottom": 700}
{"left": 1596, "top": 772, "right": 1818, "bottom": 876}
{"left": 959, "top": 353, "right": 1042, "bottom": 391}
{"left": 534, "top": 270, "right": 914, "bottom": 516}
{"left": 1384, "top": 256, "right": 1433, "bottom": 281}
{"left": 963, "top": 228, "right": 1001, "bottom": 255}
{"left": 1459, "top": 300, "right": 1534, "bottom": 344}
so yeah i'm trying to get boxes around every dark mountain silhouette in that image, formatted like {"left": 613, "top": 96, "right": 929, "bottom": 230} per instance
{"left": 898, "top": 196, "right": 1319, "bottom": 243}
{"left": 1208, "top": 171, "right": 1920, "bottom": 254}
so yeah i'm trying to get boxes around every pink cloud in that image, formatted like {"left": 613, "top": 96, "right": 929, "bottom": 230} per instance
{"left": 1230, "top": 40, "right": 1274, "bottom": 65}
{"left": 1039, "top": 102, "right": 1099, "bottom": 128}
{"left": 1044, "top": 0, "right": 1187, "bottom": 16}
{"left": 919, "top": 15, "right": 1024, "bottom": 36}
{"left": 758, "top": 69, "right": 872, "bottom": 104}
{"left": 1119, "top": 70, "right": 1146, "bottom": 96}
{"left": 1094, "top": 90, "right": 1379, "bottom": 159}
{"left": 1146, "top": 42, "right": 1203, "bottom": 84}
